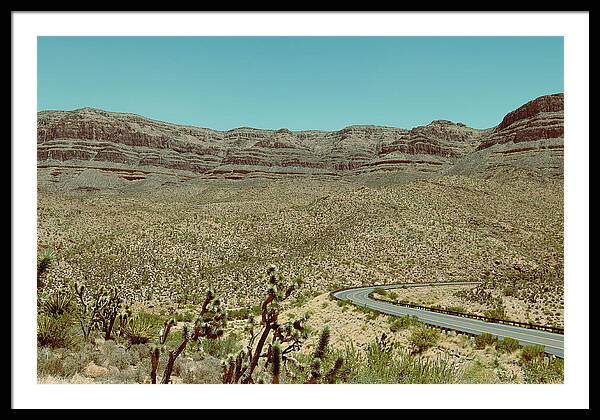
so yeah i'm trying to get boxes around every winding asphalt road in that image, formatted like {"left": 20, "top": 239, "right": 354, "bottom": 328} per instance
{"left": 332, "top": 282, "right": 564, "bottom": 358}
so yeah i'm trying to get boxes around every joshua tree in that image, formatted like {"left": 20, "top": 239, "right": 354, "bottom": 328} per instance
{"left": 223, "top": 265, "right": 309, "bottom": 384}
{"left": 73, "top": 282, "right": 123, "bottom": 341}
{"left": 151, "top": 288, "right": 227, "bottom": 384}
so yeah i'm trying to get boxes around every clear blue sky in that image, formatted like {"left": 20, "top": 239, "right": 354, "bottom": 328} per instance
{"left": 37, "top": 36, "right": 563, "bottom": 131}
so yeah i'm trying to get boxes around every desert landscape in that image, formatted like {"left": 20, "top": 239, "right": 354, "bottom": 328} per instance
{"left": 35, "top": 92, "right": 565, "bottom": 384}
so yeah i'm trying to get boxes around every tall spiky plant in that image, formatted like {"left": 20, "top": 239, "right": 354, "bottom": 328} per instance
{"left": 73, "top": 282, "right": 123, "bottom": 341}
{"left": 224, "top": 265, "right": 305, "bottom": 384}
{"left": 271, "top": 340, "right": 282, "bottom": 384}
{"left": 37, "top": 248, "right": 56, "bottom": 289}
{"left": 305, "top": 326, "right": 344, "bottom": 384}
{"left": 313, "top": 325, "right": 330, "bottom": 360}
{"left": 151, "top": 288, "right": 227, "bottom": 384}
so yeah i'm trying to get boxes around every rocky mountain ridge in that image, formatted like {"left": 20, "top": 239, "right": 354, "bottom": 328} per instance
{"left": 37, "top": 93, "right": 564, "bottom": 189}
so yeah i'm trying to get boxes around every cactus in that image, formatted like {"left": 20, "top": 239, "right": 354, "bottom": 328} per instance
{"left": 117, "top": 305, "right": 132, "bottom": 337}
{"left": 271, "top": 341, "right": 282, "bottom": 384}
{"left": 159, "top": 318, "right": 177, "bottom": 344}
{"left": 313, "top": 325, "right": 330, "bottom": 360}
{"left": 304, "top": 326, "right": 344, "bottom": 384}
{"left": 161, "top": 324, "right": 189, "bottom": 384}
{"left": 306, "top": 357, "right": 322, "bottom": 384}
{"left": 324, "top": 357, "right": 344, "bottom": 384}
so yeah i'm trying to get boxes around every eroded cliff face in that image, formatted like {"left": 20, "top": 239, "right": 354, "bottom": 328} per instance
{"left": 449, "top": 94, "right": 564, "bottom": 179}
{"left": 37, "top": 93, "right": 564, "bottom": 189}
{"left": 478, "top": 93, "right": 564, "bottom": 150}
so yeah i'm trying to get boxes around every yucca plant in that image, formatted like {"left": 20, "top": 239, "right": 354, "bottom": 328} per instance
{"left": 37, "top": 248, "right": 56, "bottom": 289}
{"left": 42, "top": 288, "right": 73, "bottom": 317}
{"left": 124, "top": 314, "right": 154, "bottom": 345}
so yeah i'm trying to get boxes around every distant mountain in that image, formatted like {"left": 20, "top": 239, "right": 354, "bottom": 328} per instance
{"left": 448, "top": 93, "right": 564, "bottom": 179}
{"left": 37, "top": 93, "right": 563, "bottom": 189}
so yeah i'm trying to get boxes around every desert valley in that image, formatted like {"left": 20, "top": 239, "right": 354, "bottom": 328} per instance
{"left": 36, "top": 93, "right": 565, "bottom": 384}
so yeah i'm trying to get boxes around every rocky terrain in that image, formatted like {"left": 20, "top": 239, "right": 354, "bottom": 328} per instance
{"left": 37, "top": 93, "right": 564, "bottom": 189}
{"left": 448, "top": 93, "right": 564, "bottom": 179}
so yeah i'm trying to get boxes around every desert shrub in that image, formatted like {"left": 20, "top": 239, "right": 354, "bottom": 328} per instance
{"left": 124, "top": 315, "right": 155, "bottom": 345}
{"left": 227, "top": 305, "right": 262, "bottom": 320}
{"left": 37, "top": 347, "right": 68, "bottom": 377}
{"left": 37, "top": 248, "right": 57, "bottom": 288}
{"left": 178, "top": 355, "right": 223, "bottom": 384}
{"left": 496, "top": 337, "right": 520, "bottom": 353}
{"left": 38, "top": 342, "right": 99, "bottom": 378}
{"left": 474, "top": 333, "right": 498, "bottom": 349}
{"left": 37, "top": 313, "right": 74, "bottom": 349}
{"left": 202, "top": 334, "right": 241, "bottom": 359}
{"left": 388, "top": 315, "right": 421, "bottom": 332}
{"left": 356, "top": 305, "right": 380, "bottom": 319}
{"left": 324, "top": 336, "right": 457, "bottom": 384}
{"left": 373, "top": 287, "right": 387, "bottom": 296}
{"left": 523, "top": 356, "right": 564, "bottom": 384}
{"left": 175, "top": 311, "right": 195, "bottom": 323}
{"left": 502, "top": 286, "right": 518, "bottom": 297}
{"left": 484, "top": 306, "right": 506, "bottom": 320}
{"left": 446, "top": 306, "right": 467, "bottom": 314}
{"left": 336, "top": 299, "right": 350, "bottom": 308}
{"left": 520, "top": 344, "right": 546, "bottom": 363}
{"left": 387, "top": 291, "right": 398, "bottom": 300}
{"left": 290, "top": 293, "right": 311, "bottom": 308}
{"left": 460, "top": 359, "right": 498, "bottom": 384}
{"left": 409, "top": 328, "right": 439, "bottom": 354}
{"left": 98, "top": 341, "right": 137, "bottom": 371}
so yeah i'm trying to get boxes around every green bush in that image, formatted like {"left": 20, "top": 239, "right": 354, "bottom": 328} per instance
{"left": 523, "top": 356, "right": 564, "bottom": 384}
{"left": 356, "top": 306, "right": 380, "bottom": 320}
{"left": 174, "top": 311, "right": 195, "bottom": 323}
{"left": 373, "top": 287, "right": 387, "bottom": 296}
{"left": 202, "top": 334, "right": 241, "bottom": 359}
{"left": 124, "top": 315, "right": 155, "bottom": 344}
{"left": 322, "top": 339, "right": 457, "bottom": 384}
{"left": 483, "top": 307, "right": 506, "bottom": 320}
{"left": 336, "top": 299, "right": 351, "bottom": 308}
{"left": 42, "top": 289, "right": 73, "bottom": 317}
{"left": 37, "top": 313, "right": 74, "bottom": 349}
{"left": 474, "top": 333, "right": 498, "bottom": 349}
{"left": 446, "top": 306, "right": 467, "bottom": 314}
{"left": 388, "top": 315, "right": 421, "bottom": 332}
{"left": 520, "top": 344, "right": 546, "bottom": 363}
{"left": 496, "top": 337, "right": 520, "bottom": 353}
{"left": 227, "top": 305, "right": 261, "bottom": 320}
{"left": 409, "top": 328, "right": 439, "bottom": 354}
